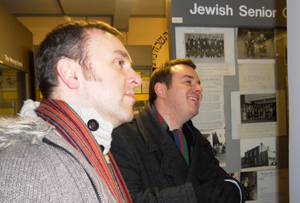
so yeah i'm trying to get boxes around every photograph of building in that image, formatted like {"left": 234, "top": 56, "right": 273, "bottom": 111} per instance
{"left": 241, "top": 137, "right": 277, "bottom": 169}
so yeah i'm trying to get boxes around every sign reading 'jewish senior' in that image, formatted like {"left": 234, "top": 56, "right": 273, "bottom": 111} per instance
{"left": 171, "top": 0, "right": 286, "bottom": 27}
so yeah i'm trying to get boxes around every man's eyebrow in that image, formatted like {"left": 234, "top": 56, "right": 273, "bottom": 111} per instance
{"left": 112, "top": 50, "right": 133, "bottom": 63}
{"left": 182, "top": 75, "right": 201, "bottom": 85}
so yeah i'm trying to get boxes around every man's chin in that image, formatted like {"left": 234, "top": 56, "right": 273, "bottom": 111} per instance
{"left": 191, "top": 109, "right": 199, "bottom": 118}
{"left": 113, "top": 112, "right": 134, "bottom": 129}
{"left": 124, "top": 112, "right": 134, "bottom": 123}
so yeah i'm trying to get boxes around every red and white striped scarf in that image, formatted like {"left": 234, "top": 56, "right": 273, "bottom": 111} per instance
{"left": 35, "top": 98, "right": 132, "bottom": 203}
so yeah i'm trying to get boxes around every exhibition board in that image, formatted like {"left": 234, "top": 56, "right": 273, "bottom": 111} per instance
{"left": 169, "top": 0, "right": 288, "bottom": 202}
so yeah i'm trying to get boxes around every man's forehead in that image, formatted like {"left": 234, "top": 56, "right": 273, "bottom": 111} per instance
{"left": 171, "top": 65, "right": 199, "bottom": 79}
{"left": 171, "top": 64, "right": 194, "bottom": 73}
{"left": 87, "top": 29, "right": 131, "bottom": 60}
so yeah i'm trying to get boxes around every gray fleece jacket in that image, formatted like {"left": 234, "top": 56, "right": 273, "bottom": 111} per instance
{"left": 0, "top": 100, "right": 117, "bottom": 202}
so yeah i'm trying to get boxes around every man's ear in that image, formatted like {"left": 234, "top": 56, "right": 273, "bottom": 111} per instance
{"left": 56, "top": 59, "right": 79, "bottom": 89}
{"left": 154, "top": 82, "right": 166, "bottom": 99}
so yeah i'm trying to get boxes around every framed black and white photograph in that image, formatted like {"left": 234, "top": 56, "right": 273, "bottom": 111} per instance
{"left": 240, "top": 93, "right": 277, "bottom": 124}
{"left": 240, "top": 137, "right": 277, "bottom": 171}
{"left": 175, "top": 27, "right": 235, "bottom": 76}
{"left": 231, "top": 90, "right": 286, "bottom": 139}
{"left": 202, "top": 129, "right": 226, "bottom": 167}
{"left": 240, "top": 171, "right": 258, "bottom": 201}
{"left": 184, "top": 33, "right": 225, "bottom": 63}
{"left": 237, "top": 28, "right": 275, "bottom": 60}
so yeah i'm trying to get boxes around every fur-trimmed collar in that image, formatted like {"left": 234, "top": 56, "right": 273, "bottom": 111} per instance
{"left": 0, "top": 116, "right": 53, "bottom": 150}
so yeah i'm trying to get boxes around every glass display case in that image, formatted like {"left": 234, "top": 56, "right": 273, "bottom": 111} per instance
{"left": 0, "top": 64, "right": 27, "bottom": 117}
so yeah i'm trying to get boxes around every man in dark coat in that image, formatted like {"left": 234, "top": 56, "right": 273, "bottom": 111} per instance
{"left": 111, "top": 59, "right": 244, "bottom": 203}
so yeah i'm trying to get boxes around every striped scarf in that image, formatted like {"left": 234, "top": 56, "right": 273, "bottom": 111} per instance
{"left": 151, "top": 104, "right": 194, "bottom": 165}
{"left": 35, "top": 99, "right": 132, "bottom": 203}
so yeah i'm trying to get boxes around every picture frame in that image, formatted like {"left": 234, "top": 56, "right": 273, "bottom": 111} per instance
{"left": 231, "top": 90, "right": 286, "bottom": 140}
{"left": 175, "top": 27, "right": 236, "bottom": 75}
{"left": 237, "top": 28, "right": 275, "bottom": 61}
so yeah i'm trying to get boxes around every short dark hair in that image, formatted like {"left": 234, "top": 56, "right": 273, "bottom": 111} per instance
{"left": 35, "top": 20, "right": 122, "bottom": 99}
{"left": 149, "top": 58, "right": 196, "bottom": 104}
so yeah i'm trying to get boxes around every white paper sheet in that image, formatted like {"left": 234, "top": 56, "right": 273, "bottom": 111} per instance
{"left": 192, "top": 75, "right": 225, "bottom": 130}
{"left": 239, "top": 63, "right": 275, "bottom": 91}
{"left": 241, "top": 169, "right": 289, "bottom": 203}
{"left": 257, "top": 169, "right": 289, "bottom": 203}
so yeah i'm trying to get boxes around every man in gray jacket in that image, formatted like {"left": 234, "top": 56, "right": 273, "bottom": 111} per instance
{"left": 0, "top": 21, "right": 141, "bottom": 202}
{"left": 111, "top": 59, "right": 244, "bottom": 203}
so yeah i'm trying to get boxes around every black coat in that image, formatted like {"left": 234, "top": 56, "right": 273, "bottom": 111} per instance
{"left": 111, "top": 104, "right": 244, "bottom": 203}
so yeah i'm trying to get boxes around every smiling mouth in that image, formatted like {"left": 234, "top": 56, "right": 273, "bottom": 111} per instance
{"left": 188, "top": 97, "right": 198, "bottom": 102}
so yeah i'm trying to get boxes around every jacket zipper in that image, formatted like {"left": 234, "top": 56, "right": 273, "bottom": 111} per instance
{"left": 42, "top": 137, "right": 103, "bottom": 203}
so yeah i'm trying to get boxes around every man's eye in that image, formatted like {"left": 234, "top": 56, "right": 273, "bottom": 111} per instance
{"left": 185, "top": 80, "right": 191, "bottom": 84}
{"left": 117, "top": 61, "right": 124, "bottom": 66}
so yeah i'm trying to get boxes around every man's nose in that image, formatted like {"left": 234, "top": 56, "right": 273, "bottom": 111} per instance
{"left": 194, "top": 84, "right": 203, "bottom": 94}
{"left": 128, "top": 68, "right": 142, "bottom": 86}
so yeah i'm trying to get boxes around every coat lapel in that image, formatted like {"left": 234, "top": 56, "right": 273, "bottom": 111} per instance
{"left": 161, "top": 138, "right": 189, "bottom": 179}
{"left": 136, "top": 105, "right": 189, "bottom": 180}
{"left": 186, "top": 132, "right": 219, "bottom": 183}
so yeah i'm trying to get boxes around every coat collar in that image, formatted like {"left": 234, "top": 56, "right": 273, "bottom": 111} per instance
{"left": 135, "top": 104, "right": 207, "bottom": 152}
{"left": 135, "top": 104, "right": 212, "bottom": 179}
{"left": 135, "top": 104, "right": 167, "bottom": 153}
{"left": 135, "top": 104, "right": 189, "bottom": 178}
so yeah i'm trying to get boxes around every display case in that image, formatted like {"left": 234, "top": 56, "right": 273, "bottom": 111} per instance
{"left": 0, "top": 64, "right": 27, "bottom": 117}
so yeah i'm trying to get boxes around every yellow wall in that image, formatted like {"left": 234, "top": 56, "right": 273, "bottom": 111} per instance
{"left": 123, "top": 18, "right": 169, "bottom": 68}
{"left": 17, "top": 16, "right": 169, "bottom": 68}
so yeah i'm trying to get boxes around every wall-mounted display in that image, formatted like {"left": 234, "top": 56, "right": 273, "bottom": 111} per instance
{"left": 170, "top": 0, "right": 288, "bottom": 201}
{"left": 175, "top": 27, "right": 236, "bottom": 75}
